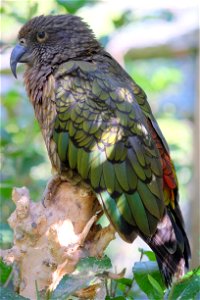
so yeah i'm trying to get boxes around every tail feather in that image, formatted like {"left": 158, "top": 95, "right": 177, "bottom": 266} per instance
{"left": 141, "top": 208, "right": 191, "bottom": 287}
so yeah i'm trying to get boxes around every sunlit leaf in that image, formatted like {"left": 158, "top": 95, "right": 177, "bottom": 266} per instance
{"left": 147, "top": 274, "right": 163, "bottom": 296}
{"left": 166, "top": 268, "right": 200, "bottom": 300}
{"left": 133, "top": 261, "right": 165, "bottom": 299}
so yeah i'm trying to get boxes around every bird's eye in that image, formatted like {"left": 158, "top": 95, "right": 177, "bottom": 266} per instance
{"left": 36, "top": 31, "right": 48, "bottom": 42}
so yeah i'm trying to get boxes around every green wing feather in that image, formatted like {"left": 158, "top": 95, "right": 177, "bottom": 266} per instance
{"left": 53, "top": 59, "right": 165, "bottom": 242}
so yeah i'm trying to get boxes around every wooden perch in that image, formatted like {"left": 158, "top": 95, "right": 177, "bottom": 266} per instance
{"left": 0, "top": 180, "right": 116, "bottom": 299}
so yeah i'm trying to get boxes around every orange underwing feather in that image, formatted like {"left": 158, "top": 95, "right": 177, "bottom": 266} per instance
{"left": 146, "top": 119, "right": 177, "bottom": 209}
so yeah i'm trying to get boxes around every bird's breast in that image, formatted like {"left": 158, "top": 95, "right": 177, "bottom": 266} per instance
{"left": 24, "top": 67, "right": 60, "bottom": 170}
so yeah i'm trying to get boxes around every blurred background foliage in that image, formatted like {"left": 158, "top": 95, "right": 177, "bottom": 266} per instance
{"left": 0, "top": 0, "right": 199, "bottom": 281}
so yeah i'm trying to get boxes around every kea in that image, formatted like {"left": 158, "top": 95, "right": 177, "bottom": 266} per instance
{"left": 10, "top": 14, "right": 190, "bottom": 286}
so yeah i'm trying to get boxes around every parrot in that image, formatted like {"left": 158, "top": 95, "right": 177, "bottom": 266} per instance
{"left": 10, "top": 14, "right": 191, "bottom": 286}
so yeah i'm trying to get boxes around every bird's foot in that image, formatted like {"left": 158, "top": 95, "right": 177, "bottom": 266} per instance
{"left": 42, "top": 175, "right": 62, "bottom": 207}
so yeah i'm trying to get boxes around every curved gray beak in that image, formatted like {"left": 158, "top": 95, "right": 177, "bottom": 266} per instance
{"left": 10, "top": 44, "right": 27, "bottom": 78}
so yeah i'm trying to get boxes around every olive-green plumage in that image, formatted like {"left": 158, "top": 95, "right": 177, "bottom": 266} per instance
{"left": 10, "top": 14, "right": 190, "bottom": 286}
{"left": 53, "top": 59, "right": 164, "bottom": 239}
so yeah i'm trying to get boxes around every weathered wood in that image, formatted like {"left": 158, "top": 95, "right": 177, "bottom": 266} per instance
{"left": 0, "top": 182, "right": 115, "bottom": 299}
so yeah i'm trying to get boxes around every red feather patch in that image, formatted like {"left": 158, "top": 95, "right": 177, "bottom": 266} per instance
{"left": 147, "top": 119, "right": 177, "bottom": 208}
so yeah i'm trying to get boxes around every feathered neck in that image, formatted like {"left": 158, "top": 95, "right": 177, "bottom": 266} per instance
{"left": 24, "top": 65, "right": 52, "bottom": 105}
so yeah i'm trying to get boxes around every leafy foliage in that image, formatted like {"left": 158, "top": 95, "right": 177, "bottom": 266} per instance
{"left": 49, "top": 256, "right": 112, "bottom": 299}
{"left": 104, "top": 253, "right": 200, "bottom": 300}
{"left": 1, "top": 253, "right": 199, "bottom": 299}
{"left": 166, "top": 268, "right": 200, "bottom": 300}
{"left": 133, "top": 261, "right": 165, "bottom": 299}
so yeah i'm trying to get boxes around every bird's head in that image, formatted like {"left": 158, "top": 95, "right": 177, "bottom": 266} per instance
{"left": 10, "top": 14, "right": 101, "bottom": 78}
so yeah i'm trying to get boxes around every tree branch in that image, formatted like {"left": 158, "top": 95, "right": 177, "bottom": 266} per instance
{"left": 0, "top": 181, "right": 116, "bottom": 299}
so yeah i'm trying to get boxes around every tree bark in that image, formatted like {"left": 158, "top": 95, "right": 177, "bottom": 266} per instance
{"left": 0, "top": 180, "right": 115, "bottom": 299}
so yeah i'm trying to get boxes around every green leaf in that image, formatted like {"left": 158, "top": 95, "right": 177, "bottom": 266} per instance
{"left": 50, "top": 256, "right": 112, "bottom": 299}
{"left": 133, "top": 261, "right": 165, "bottom": 299}
{"left": 147, "top": 274, "right": 164, "bottom": 296}
{"left": 0, "top": 259, "right": 12, "bottom": 285}
{"left": 167, "top": 268, "right": 200, "bottom": 300}
{"left": 138, "top": 248, "right": 156, "bottom": 261}
{"left": 116, "top": 277, "right": 132, "bottom": 287}
{"left": 0, "top": 287, "right": 28, "bottom": 299}
{"left": 115, "top": 277, "right": 133, "bottom": 294}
